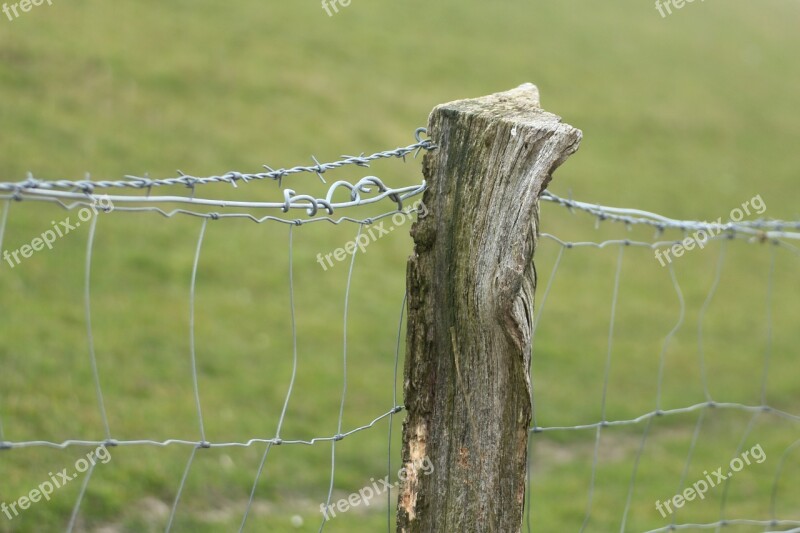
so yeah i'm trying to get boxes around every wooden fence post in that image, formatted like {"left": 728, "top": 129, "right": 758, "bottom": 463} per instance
{"left": 397, "top": 84, "right": 582, "bottom": 532}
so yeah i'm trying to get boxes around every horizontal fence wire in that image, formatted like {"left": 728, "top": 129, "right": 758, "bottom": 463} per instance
{"left": 2, "top": 130, "right": 799, "bottom": 531}
{"left": 541, "top": 191, "right": 800, "bottom": 240}
{"left": 0, "top": 407, "right": 405, "bottom": 451}
{"left": 0, "top": 129, "right": 435, "bottom": 193}
{"left": 528, "top": 199, "right": 800, "bottom": 533}
{"left": 0, "top": 188, "right": 427, "bottom": 226}
{"left": 0, "top": 178, "right": 427, "bottom": 216}
{"left": 0, "top": 129, "right": 434, "bottom": 219}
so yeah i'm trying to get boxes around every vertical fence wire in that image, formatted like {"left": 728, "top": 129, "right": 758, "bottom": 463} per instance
{"left": 3, "top": 164, "right": 800, "bottom": 531}
{"left": 655, "top": 261, "right": 687, "bottom": 411}
{"left": 0, "top": 199, "right": 9, "bottom": 444}
{"left": 66, "top": 461, "right": 97, "bottom": 532}
{"left": 696, "top": 240, "right": 727, "bottom": 404}
{"left": 759, "top": 245, "right": 776, "bottom": 405}
{"left": 580, "top": 244, "right": 625, "bottom": 533}
{"left": 670, "top": 409, "right": 707, "bottom": 529}
{"left": 387, "top": 292, "right": 406, "bottom": 532}
{"left": 240, "top": 224, "right": 300, "bottom": 532}
{"left": 715, "top": 412, "right": 760, "bottom": 532}
{"left": 166, "top": 446, "right": 199, "bottom": 532}
{"left": 189, "top": 218, "right": 209, "bottom": 444}
{"left": 165, "top": 217, "right": 211, "bottom": 530}
{"left": 319, "top": 223, "right": 362, "bottom": 532}
{"left": 84, "top": 215, "right": 111, "bottom": 441}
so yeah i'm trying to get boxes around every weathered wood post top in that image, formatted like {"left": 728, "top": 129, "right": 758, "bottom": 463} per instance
{"left": 398, "top": 84, "right": 582, "bottom": 532}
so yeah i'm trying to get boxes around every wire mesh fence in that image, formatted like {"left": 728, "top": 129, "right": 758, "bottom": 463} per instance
{"left": 0, "top": 130, "right": 798, "bottom": 531}
{"left": 0, "top": 132, "right": 432, "bottom": 532}
{"left": 530, "top": 193, "right": 800, "bottom": 532}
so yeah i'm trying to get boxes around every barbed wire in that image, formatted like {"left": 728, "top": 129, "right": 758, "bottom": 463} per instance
{"left": 3, "top": 126, "right": 799, "bottom": 244}
{"left": 6, "top": 182, "right": 800, "bottom": 250}
{"left": 541, "top": 190, "right": 800, "bottom": 239}
{"left": 527, "top": 232, "right": 800, "bottom": 533}
{"left": 0, "top": 128, "right": 435, "bottom": 194}
{"left": 2, "top": 176, "right": 426, "bottom": 215}
{"left": 3, "top": 130, "right": 800, "bottom": 531}
{"left": 531, "top": 402, "right": 800, "bottom": 433}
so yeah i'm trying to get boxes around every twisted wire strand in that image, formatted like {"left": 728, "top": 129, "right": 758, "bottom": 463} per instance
{"left": 0, "top": 129, "right": 435, "bottom": 193}
{"left": 5, "top": 177, "right": 426, "bottom": 215}
{"left": 4, "top": 140, "right": 800, "bottom": 530}
{"left": 7, "top": 187, "right": 800, "bottom": 246}
{"left": 542, "top": 190, "right": 800, "bottom": 239}
{"left": 0, "top": 193, "right": 426, "bottom": 228}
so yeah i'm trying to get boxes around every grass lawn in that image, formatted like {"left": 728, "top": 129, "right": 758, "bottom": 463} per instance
{"left": 0, "top": 1, "right": 799, "bottom": 531}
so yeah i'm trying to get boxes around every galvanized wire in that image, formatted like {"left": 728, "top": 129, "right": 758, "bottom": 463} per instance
{"left": 3, "top": 132, "right": 800, "bottom": 531}
{"left": 5, "top": 178, "right": 427, "bottom": 217}
{"left": 541, "top": 190, "right": 800, "bottom": 239}
{"left": 239, "top": 224, "right": 300, "bottom": 532}
{"left": 0, "top": 129, "right": 435, "bottom": 193}
{"left": 528, "top": 208, "right": 800, "bottom": 532}
{"left": 0, "top": 407, "right": 404, "bottom": 450}
{"left": 319, "top": 223, "right": 362, "bottom": 533}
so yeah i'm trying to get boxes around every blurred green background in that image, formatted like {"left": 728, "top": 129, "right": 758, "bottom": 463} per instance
{"left": 0, "top": 1, "right": 798, "bottom": 531}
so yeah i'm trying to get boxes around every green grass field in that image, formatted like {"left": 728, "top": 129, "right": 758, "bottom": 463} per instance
{"left": 1, "top": 1, "right": 799, "bottom": 531}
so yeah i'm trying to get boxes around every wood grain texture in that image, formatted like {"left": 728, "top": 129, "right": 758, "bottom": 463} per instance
{"left": 397, "top": 84, "right": 581, "bottom": 533}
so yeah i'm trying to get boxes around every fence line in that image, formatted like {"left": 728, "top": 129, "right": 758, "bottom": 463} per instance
{"left": 0, "top": 128, "right": 434, "bottom": 193}
{"left": 527, "top": 214, "right": 800, "bottom": 532}
{"left": 2, "top": 107, "right": 799, "bottom": 531}
{"left": 541, "top": 191, "right": 800, "bottom": 240}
